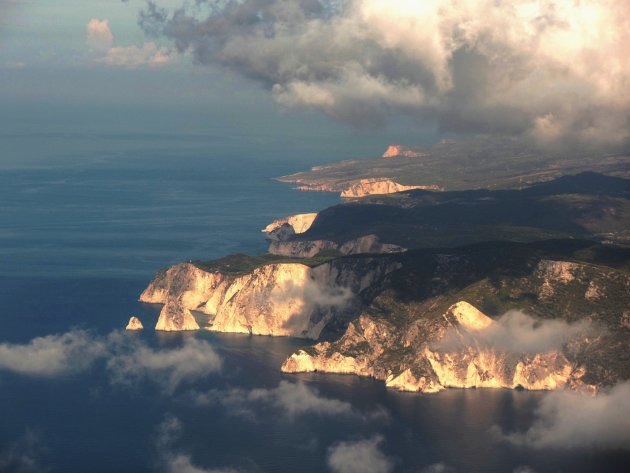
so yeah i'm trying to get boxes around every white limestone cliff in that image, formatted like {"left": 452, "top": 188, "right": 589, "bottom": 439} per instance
{"left": 282, "top": 301, "right": 589, "bottom": 393}
{"left": 340, "top": 178, "right": 441, "bottom": 198}
{"left": 140, "top": 259, "right": 399, "bottom": 338}
{"left": 269, "top": 234, "right": 406, "bottom": 258}
{"left": 262, "top": 213, "right": 318, "bottom": 235}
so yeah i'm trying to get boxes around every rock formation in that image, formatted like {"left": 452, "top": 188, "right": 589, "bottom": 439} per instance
{"left": 382, "top": 145, "right": 427, "bottom": 158}
{"left": 268, "top": 234, "right": 406, "bottom": 258}
{"left": 282, "top": 301, "right": 587, "bottom": 393}
{"left": 340, "top": 178, "right": 441, "bottom": 198}
{"left": 140, "top": 258, "right": 399, "bottom": 338}
{"left": 125, "top": 316, "right": 144, "bottom": 330}
{"left": 262, "top": 213, "right": 318, "bottom": 241}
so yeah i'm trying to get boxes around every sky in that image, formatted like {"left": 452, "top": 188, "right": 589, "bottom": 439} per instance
{"left": 1, "top": 0, "right": 629, "bottom": 155}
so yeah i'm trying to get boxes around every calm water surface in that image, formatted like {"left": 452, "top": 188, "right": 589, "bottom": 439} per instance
{"left": 0, "top": 134, "right": 627, "bottom": 472}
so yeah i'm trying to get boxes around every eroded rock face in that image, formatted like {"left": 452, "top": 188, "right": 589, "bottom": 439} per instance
{"left": 340, "top": 178, "right": 441, "bottom": 198}
{"left": 155, "top": 301, "right": 200, "bottom": 331}
{"left": 269, "top": 234, "right": 406, "bottom": 258}
{"left": 125, "top": 316, "right": 144, "bottom": 330}
{"left": 262, "top": 213, "right": 318, "bottom": 241}
{"left": 382, "top": 145, "right": 427, "bottom": 159}
{"left": 140, "top": 258, "right": 399, "bottom": 338}
{"left": 282, "top": 301, "right": 590, "bottom": 393}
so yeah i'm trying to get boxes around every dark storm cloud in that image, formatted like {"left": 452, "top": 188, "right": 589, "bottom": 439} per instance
{"left": 137, "top": 0, "right": 630, "bottom": 150}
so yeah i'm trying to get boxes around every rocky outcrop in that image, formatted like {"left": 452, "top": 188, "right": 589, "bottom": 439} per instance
{"left": 262, "top": 213, "right": 318, "bottom": 241}
{"left": 140, "top": 258, "right": 400, "bottom": 338}
{"left": 340, "top": 178, "right": 441, "bottom": 198}
{"left": 268, "top": 234, "right": 406, "bottom": 258}
{"left": 382, "top": 145, "right": 427, "bottom": 159}
{"left": 282, "top": 301, "right": 589, "bottom": 393}
{"left": 125, "top": 316, "right": 144, "bottom": 330}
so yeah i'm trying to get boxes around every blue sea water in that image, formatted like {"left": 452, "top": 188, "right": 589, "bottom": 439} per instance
{"left": 0, "top": 132, "right": 628, "bottom": 473}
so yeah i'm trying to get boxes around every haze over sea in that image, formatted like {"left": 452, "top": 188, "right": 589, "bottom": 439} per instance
{"left": 1, "top": 129, "right": 628, "bottom": 473}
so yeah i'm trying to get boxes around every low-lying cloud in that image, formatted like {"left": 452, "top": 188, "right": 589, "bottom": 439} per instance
{"left": 0, "top": 330, "right": 106, "bottom": 376}
{"left": 107, "top": 335, "right": 223, "bottom": 392}
{"left": 0, "top": 330, "right": 222, "bottom": 392}
{"left": 497, "top": 381, "right": 630, "bottom": 450}
{"left": 192, "top": 380, "right": 383, "bottom": 421}
{"left": 437, "top": 310, "right": 595, "bottom": 355}
{"left": 139, "top": 0, "right": 630, "bottom": 150}
{"left": 156, "top": 415, "right": 241, "bottom": 473}
{"left": 327, "top": 436, "right": 394, "bottom": 473}
{"left": 0, "top": 431, "right": 46, "bottom": 473}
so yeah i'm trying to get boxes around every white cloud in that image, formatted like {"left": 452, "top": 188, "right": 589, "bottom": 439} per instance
{"left": 497, "top": 381, "right": 630, "bottom": 449}
{"left": 437, "top": 310, "right": 595, "bottom": 355}
{"left": 85, "top": 18, "right": 172, "bottom": 68}
{"left": 0, "top": 330, "right": 222, "bottom": 392}
{"left": 327, "top": 436, "right": 394, "bottom": 473}
{"left": 98, "top": 42, "right": 173, "bottom": 68}
{"left": 86, "top": 18, "right": 114, "bottom": 51}
{"left": 165, "top": 454, "right": 239, "bottom": 473}
{"left": 420, "top": 463, "right": 456, "bottom": 473}
{"left": 193, "top": 380, "right": 373, "bottom": 420}
{"left": 141, "top": 0, "right": 630, "bottom": 150}
{"left": 107, "top": 335, "right": 222, "bottom": 392}
{"left": 0, "top": 330, "right": 106, "bottom": 376}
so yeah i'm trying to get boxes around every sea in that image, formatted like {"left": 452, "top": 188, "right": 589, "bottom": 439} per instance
{"left": 0, "top": 131, "right": 628, "bottom": 473}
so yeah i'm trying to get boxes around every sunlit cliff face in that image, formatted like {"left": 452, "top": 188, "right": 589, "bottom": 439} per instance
{"left": 144, "top": 0, "right": 630, "bottom": 150}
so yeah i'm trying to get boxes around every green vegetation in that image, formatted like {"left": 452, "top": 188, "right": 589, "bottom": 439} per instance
{"left": 192, "top": 252, "right": 336, "bottom": 276}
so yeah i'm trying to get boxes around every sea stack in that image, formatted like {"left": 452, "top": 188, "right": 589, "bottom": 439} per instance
{"left": 125, "top": 316, "right": 144, "bottom": 330}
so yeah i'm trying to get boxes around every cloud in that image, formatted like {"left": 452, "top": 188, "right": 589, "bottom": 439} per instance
{"left": 0, "top": 431, "right": 46, "bottom": 473}
{"left": 0, "top": 330, "right": 222, "bottom": 392}
{"left": 106, "top": 335, "right": 222, "bottom": 392}
{"left": 140, "top": 0, "right": 630, "bottom": 150}
{"left": 98, "top": 42, "right": 173, "bottom": 68}
{"left": 86, "top": 19, "right": 114, "bottom": 51}
{"left": 436, "top": 310, "right": 595, "bottom": 355}
{"left": 85, "top": 18, "right": 172, "bottom": 67}
{"left": 155, "top": 416, "right": 241, "bottom": 473}
{"left": 496, "top": 381, "right": 630, "bottom": 450}
{"left": 193, "top": 380, "right": 379, "bottom": 420}
{"left": 420, "top": 463, "right": 456, "bottom": 473}
{"left": 0, "top": 330, "right": 106, "bottom": 376}
{"left": 326, "top": 436, "right": 394, "bottom": 473}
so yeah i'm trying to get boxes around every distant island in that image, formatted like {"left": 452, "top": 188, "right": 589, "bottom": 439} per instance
{"left": 136, "top": 141, "right": 630, "bottom": 396}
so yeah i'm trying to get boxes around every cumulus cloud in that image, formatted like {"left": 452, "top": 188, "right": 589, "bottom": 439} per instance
{"left": 139, "top": 0, "right": 630, "bottom": 150}
{"left": 496, "top": 381, "right": 630, "bottom": 450}
{"left": 192, "top": 380, "right": 382, "bottom": 421}
{"left": 0, "top": 330, "right": 106, "bottom": 376}
{"left": 0, "top": 330, "right": 222, "bottom": 392}
{"left": 106, "top": 335, "right": 222, "bottom": 392}
{"left": 86, "top": 19, "right": 114, "bottom": 51}
{"left": 86, "top": 18, "right": 172, "bottom": 67}
{"left": 437, "top": 310, "right": 595, "bottom": 355}
{"left": 327, "top": 436, "right": 394, "bottom": 473}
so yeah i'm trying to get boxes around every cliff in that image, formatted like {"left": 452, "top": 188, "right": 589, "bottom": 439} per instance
{"left": 340, "top": 179, "right": 441, "bottom": 198}
{"left": 281, "top": 302, "right": 583, "bottom": 393}
{"left": 382, "top": 145, "right": 427, "bottom": 159}
{"left": 140, "top": 256, "right": 400, "bottom": 338}
{"left": 268, "top": 234, "right": 406, "bottom": 258}
{"left": 262, "top": 213, "right": 318, "bottom": 241}
{"left": 281, "top": 242, "right": 630, "bottom": 393}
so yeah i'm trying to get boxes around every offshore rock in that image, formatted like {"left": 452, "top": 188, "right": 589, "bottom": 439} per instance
{"left": 125, "top": 316, "right": 144, "bottom": 330}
